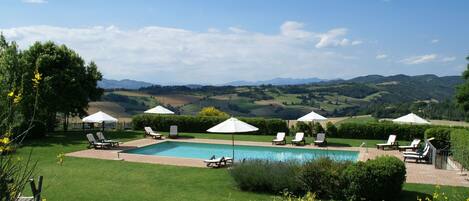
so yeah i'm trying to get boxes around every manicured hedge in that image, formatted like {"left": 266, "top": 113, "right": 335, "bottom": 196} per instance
{"left": 335, "top": 122, "right": 431, "bottom": 140}
{"left": 424, "top": 127, "right": 452, "bottom": 141}
{"left": 230, "top": 156, "right": 406, "bottom": 200}
{"left": 450, "top": 129, "right": 469, "bottom": 170}
{"left": 132, "top": 114, "right": 288, "bottom": 135}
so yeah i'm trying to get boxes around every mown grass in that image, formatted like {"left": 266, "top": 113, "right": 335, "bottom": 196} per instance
{"left": 14, "top": 131, "right": 468, "bottom": 201}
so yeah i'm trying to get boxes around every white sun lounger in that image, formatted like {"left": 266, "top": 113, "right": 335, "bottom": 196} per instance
{"left": 403, "top": 143, "right": 429, "bottom": 155}
{"left": 144, "top": 127, "right": 163, "bottom": 139}
{"left": 398, "top": 139, "right": 421, "bottom": 151}
{"left": 376, "top": 135, "right": 397, "bottom": 150}
{"left": 314, "top": 133, "right": 327, "bottom": 146}
{"left": 169, "top": 125, "right": 178, "bottom": 139}
{"left": 96, "top": 132, "right": 120, "bottom": 147}
{"left": 272, "top": 132, "right": 286, "bottom": 145}
{"left": 291, "top": 132, "right": 306, "bottom": 145}
{"left": 204, "top": 155, "right": 226, "bottom": 168}
{"left": 86, "top": 133, "right": 111, "bottom": 149}
{"left": 403, "top": 145, "right": 431, "bottom": 163}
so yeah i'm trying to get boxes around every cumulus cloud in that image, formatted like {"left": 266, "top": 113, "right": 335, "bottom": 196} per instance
{"left": 22, "top": 0, "right": 47, "bottom": 3}
{"left": 1, "top": 23, "right": 361, "bottom": 84}
{"left": 400, "top": 54, "right": 438, "bottom": 65}
{"left": 376, "top": 54, "right": 388, "bottom": 59}
{"left": 431, "top": 39, "right": 439, "bottom": 44}
{"left": 314, "top": 28, "right": 362, "bottom": 48}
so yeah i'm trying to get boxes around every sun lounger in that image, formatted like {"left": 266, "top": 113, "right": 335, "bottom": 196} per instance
{"left": 96, "top": 132, "right": 120, "bottom": 147}
{"left": 291, "top": 132, "right": 306, "bottom": 145}
{"left": 314, "top": 133, "right": 327, "bottom": 146}
{"left": 204, "top": 155, "right": 226, "bottom": 168}
{"left": 144, "top": 127, "right": 163, "bottom": 139}
{"left": 403, "top": 143, "right": 429, "bottom": 155}
{"left": 398, "top": 139, "right": 421, "bottom": 151}
{"left": 376, "top": 135, "right": 398, "bottom": 150}
{"left": 272, "top": 132, "right": 286, "bottom": 145}
{"left": 403, "top": 145, "right": 431, "bottom": 163}
{"left": 169, "top": 125, "right": 178, "bottom": 139}
{"left": 86, "top": 134, "right": 111, "bottom": 149}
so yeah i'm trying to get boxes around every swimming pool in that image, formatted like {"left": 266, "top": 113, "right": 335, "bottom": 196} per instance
{"left": 123, "top": 141, "right": 359, "bottom": 162}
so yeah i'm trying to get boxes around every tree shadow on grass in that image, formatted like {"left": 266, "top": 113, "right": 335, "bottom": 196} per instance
{"left": 21, "top": 130, "right": 144, "bottom": 148}
{"left": 398, "top": 190, "right": 431, "bottom": 201}
{"left": 327, "top": 142, "right": 352, "bottom": 147}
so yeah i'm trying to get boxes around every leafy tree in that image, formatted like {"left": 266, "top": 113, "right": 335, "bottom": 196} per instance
{"left": 198, "top": 106, "right": 229, "bottom": 117}
{"left": 21, "top": 41, "right": 103, "bottom": 133}
{"left": 456, "top": 55, "right": 469, "bottom": 113}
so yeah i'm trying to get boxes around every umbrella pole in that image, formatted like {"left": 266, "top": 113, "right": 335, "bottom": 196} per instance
{"left": 102, "top": 122, "right": 105, "bottom": 132}
{"left": 232, "top": 133, "right": 235, "bottom": 162}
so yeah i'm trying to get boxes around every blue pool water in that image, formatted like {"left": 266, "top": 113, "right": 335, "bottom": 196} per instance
{"left": 123, "top": 141, "right": 359, "bottom": 162}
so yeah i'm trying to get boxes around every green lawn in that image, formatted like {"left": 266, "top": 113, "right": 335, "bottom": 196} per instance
{"left": 14, "top": 131, "right": 468, "bottom": 201}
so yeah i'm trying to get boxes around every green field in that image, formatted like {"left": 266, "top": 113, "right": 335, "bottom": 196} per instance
{"left": 14, "top": 131, "right": 468, "bottom": 201}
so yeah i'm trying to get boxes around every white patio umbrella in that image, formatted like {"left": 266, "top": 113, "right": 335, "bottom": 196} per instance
{"left": 82, "top": 111, "right": 118, "bottom": 131}
{"left": 392, "top": 113, "right": 430, "bottom": 125}
{"left": 144, "top": 105, "right": 175, "bottom": 114}
{"left": 297, "top": 110, "right": 328, "bottom": 122}
{"left": 207, "top": 117, "right": 258, "bottom": 160}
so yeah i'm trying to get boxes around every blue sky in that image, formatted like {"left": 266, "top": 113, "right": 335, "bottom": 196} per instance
{"left": 1, "top": 0, "right": 468, "bottom": 84}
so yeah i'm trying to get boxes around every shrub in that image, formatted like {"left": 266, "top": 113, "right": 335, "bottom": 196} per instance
{"left": 337, "top": 122, "right": 431, "bottom": 140}
{"left": 450, "top": 129, "right": 469, "bottom": 170}
{"left": 132, "top": 114, "right": 288, "bottom": 135}
{"left": 425, "top": 127, "right": 451, "bottom": 141}
{"left": 295, "top": 122, "right": 312, "bottom": 136}
{"left": 230, "top": 159, "right": 302, "bottom": 194}
{"left": 197, "top": 106, "right": 228, "bottom": 117}
{"left": 325, "top": 122, "right": 337, "bottom": 137}
{"left": 298, "top": 158, "right": 351, "bottom": 200}
{"left": 312, "top": 122, "right": 324, "bottom": 134}
{"left": 342, "top": 156, "right": 406, "bottom": 201}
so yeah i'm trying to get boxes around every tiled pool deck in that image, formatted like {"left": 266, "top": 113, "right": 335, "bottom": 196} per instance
{"left": 66, "top": 137, "right": 469, "bottom": 187}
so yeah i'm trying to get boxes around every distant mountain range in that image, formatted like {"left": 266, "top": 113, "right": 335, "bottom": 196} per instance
{"left": 224, "top": 77, "right": 325, "bottom": 86}
{"left": 98, "top": 79, "right": 153, "bottom": 89}
{"left": 99, "top": 74, "right": 461, "bottom": 89}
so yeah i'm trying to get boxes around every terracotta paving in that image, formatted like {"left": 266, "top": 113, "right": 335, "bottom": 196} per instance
{"left": 66, "top": 138, "right": 469, "bottom": 187}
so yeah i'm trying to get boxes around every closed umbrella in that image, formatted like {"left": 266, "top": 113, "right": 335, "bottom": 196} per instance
{"left": 207, "top": 117, "right": 258, "bottom": 160}
{"left": 144, "top": 105, "right": 175, "bottom": 114}
{"left": 392, "top": 113, "right": 430, "bottom": 125}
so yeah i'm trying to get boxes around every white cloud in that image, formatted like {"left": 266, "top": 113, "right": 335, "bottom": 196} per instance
{"left": 441, "top": 56, "right": 456, "bottom": 62}
{"left": 1, "top": 23, "right": 361, "bottom": 84}
{"left": 22, "top": 0, "right": 47, "bottom": 4}
{"left": 376, "top": 54, "right": 388, "bottom": 59}
{"left": 314, "top": 28, "right": 361, "bottom": 48}
{"left": 228, "top": 27, "right": 247, "bottom": 34}
{"left": 431, "top": 39, "right": 439, "bottom": 44}
{"left": 400, "top": 54, "right": 438, "bottom": 65}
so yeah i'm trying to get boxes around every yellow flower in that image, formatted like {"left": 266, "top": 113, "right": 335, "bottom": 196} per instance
{"left": 1, "top": 137, "right": 10, "bottom": 145}
{"left": 13, "top": 93, "right": 22, "bottom": 104}
{"left": 57, "top": 153, "right": 65, "bottom": 166}
{"left": 7, "top": 91, "right": 14, "bottom": 97}
{"left": 32, "top": 68, "right": 42, "bottom": 88}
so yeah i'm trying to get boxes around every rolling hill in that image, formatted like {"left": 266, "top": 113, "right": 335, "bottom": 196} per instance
{"left": 89, "top": 74, "right": 464, "bottom": 120}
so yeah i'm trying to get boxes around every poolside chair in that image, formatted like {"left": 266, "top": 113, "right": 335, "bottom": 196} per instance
{"left": 403, "top": 142, "right": 429, "bottom": 155}
{"left": 314, "top": 133, "right": 327, "bottom": 146}
{"left": 403, "top": 144, "right": 431, "bottom": 163}
{"left": 376, "top": 135, "right": 398, "bottom": 150}
{"left": 272, "top": 132, "right": 286, "bottom": 145}
{"left": 144, "top": 127, "right": 163, "bottom": 139}
{"left": 169, "top": 125, "right": 178, "bottom": 139}
{"left": 398, "top": 139, "right": 421, "bottom": 152}
{"left": 96, "top": 132, "right": 120, "bottom": 147}
{"left": 204, "top": 155, "right": 226, "bottom": 168}
{"left": 86, "top": 134, "right": 111, "bottom": 149}
{"left": 17, "top": 176, "right": 43, "bottom": 201}
{"left": 224, "top": 156, "right": 233, "bottom": 165}
{"left": 291, "top": 132, "right": 306, "bottom": 145}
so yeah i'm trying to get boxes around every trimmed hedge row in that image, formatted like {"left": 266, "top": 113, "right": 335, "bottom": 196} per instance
{"left": 335, "top": 122, "right": 431, "bottom": 140}
{"left": 230, "top": 156, "right": 406, "bottom": 201}
{"left": 132, "top": 114, "right": 288, "bottom": 135}
{"left": 451, "top": 129, "right": 469, "bottom": 170}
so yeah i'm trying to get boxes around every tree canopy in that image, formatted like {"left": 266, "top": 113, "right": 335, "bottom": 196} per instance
{"left": 0, "top": 35, "right": 103, "bottom": 136}
{"left": 456, "top": 55, "right": 469, "bottom": 112}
